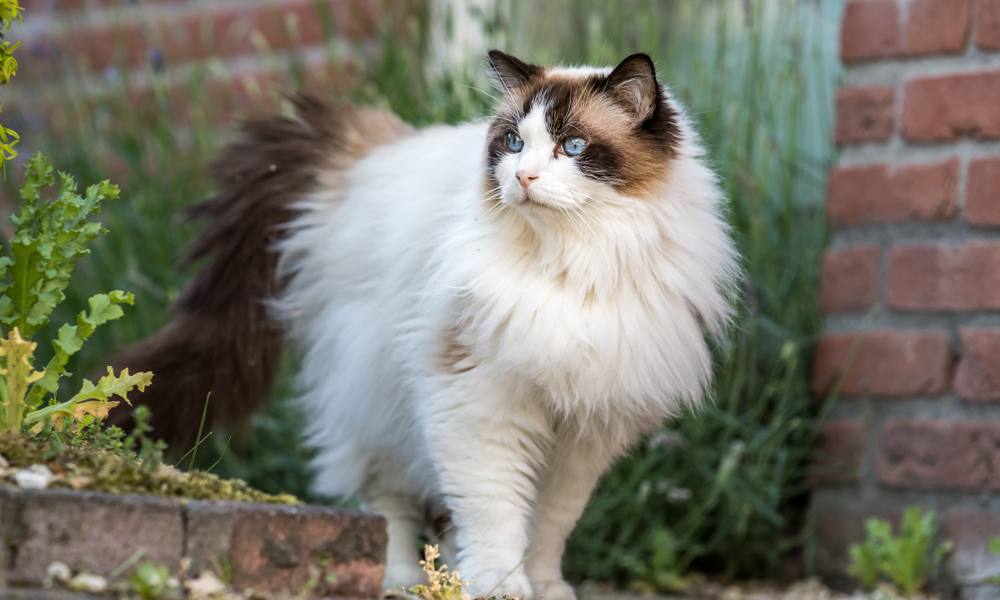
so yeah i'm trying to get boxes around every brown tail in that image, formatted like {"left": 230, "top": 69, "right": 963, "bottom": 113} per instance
{"left": 111, "top": 94, "right": 411, "bottom": 450}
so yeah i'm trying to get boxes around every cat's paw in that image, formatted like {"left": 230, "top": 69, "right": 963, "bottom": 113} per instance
{"left": 383, "top": 561, "right": 426, "bottom": 593}
{"left": 531, "top": 580, "right": 576, "bottom": 600}
{"left": 466, "top": 569, "right": 534, "bottom": 600}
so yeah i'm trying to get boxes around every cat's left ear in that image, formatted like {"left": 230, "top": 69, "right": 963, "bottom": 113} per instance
{"left": 488, "top": 50, "right": 541, "bottom": 92}
{"left": 605, "top": 53, "right": 659, "bottom": 121}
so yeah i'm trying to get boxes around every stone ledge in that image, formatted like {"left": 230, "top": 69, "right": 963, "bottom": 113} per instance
{"left": 0, "top": 485, "right": 386, "bottom": 599}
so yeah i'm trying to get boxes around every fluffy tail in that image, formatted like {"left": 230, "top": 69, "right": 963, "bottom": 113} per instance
{"left": 111, "top": 95, "right": 410, "bottom": 450}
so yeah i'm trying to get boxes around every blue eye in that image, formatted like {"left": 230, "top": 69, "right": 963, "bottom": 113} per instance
{"left": 505, "top": 132, "right": 524, "bottom": 152}
{"left": 562, "top": 136, "right": 588, "bottom": 157}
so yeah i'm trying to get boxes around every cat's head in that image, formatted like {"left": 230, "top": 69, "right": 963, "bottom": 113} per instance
{"left": 485, "top": 50, "right": 681, "bottom": 213}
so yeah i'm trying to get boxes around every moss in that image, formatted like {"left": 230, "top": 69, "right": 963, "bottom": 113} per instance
{"left": 0, "top": 432, "right": 299, "bottom": 504}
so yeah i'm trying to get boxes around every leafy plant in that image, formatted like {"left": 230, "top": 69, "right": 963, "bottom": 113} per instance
{"left": 128, "top": 561, "right": 177, "bottom": 600}
{"left": 984, "top": 537, "right": 1000, "bottom": 587}
{"left": 848, "top": 506, "right": 953, "bottom": 597}
{"left": 0, "top": 0, "right": 20, "bottom": 170}
{"left": 0, "top": 153, "right": 153, "bottom": 435}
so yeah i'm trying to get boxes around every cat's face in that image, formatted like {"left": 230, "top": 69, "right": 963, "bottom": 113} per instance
{"left": 485, "top": 51, "right": 680, "bottom": 213}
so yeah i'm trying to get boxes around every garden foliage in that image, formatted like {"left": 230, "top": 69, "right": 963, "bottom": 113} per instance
{"left": 848, "top": 507, "right": 953, "bottom": 597}
{"left": 0, "top": 0, "right": 152, "bottom": 437}
{"left": 0, "top": 153, "right": 153, "bottom": 435}
{"left": 0, "top": 0, "right": 20, "bottom": 169}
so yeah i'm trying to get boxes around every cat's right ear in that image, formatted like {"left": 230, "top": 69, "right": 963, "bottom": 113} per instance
{"left": 487, "top": 50, "right": 541, "bottom": 92}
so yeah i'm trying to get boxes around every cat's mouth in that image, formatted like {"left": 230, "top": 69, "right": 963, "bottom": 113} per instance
{"left": 520, "top": 191, "right": 556, "bottom": 210}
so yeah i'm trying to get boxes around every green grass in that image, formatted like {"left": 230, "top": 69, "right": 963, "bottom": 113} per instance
{"left": 9, "top": 0, "right": 841, "bottom": 584}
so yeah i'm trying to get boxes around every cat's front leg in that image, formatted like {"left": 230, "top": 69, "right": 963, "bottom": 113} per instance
{"left": 526, "top": 431, "right": 624, "bottom": 600}
{"left": 419, "top": 372, "right": 552, "bottom": 600}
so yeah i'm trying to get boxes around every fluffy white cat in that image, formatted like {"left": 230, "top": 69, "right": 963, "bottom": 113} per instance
{"left": 116, "top": 51, "right": 740, "bottom": 600}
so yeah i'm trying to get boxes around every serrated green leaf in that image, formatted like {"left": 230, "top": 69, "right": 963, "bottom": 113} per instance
{"left": 29, "top": 291, "right": 135, "bottom": 402}
{"left": 24, "top": 367, "right": 154, "bottom": 430}
{"left": 1, "top": 154, "right": 121, "bottom": 337}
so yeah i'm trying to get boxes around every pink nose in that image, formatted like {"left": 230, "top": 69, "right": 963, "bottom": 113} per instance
{"left": 516, "top": 170, "right": 539, "bottom": 189}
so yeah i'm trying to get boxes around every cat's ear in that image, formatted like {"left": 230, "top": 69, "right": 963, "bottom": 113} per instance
{"left": 605, "top": 53, "right": 659, "bottom": 121}
{"left": 487, "top": 50, "right": 541, "bottom": 92}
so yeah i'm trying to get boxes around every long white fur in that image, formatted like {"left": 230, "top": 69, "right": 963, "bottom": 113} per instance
{"left": 273, "top": 66, "right": 739, "bottom": 599}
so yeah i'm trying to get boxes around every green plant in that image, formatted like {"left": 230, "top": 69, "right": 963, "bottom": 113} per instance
{"left": 984, "top": 537, "right": 1000, "bottom": 587}
{"left": 0, "top": 154, "right": 153, "bottom": 435}
{"left": 0, "top": 1, "right": 152, "bottom": 439}
{"left": 848, "top": 506, "right": 953, "bottom": 597}
{"left": 128, "top": 561, "right": 177, "bottom": 600}
{"left": 0, "top": 0, "right": 20, "bottom": 170}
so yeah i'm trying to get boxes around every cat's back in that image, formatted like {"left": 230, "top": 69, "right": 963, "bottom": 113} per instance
{"left": 346, "top": 118, "right": 491, "bottom": 208}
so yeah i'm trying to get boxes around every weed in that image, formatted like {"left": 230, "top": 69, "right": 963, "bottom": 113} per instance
{"left": 0, "top": 2, "right": 152, "bottom": 439}
{"left": 0, "top": 0, "right": 20, "bottom": 171}
{"left": 128, "top": 561, "right": 179, "bottom": 600}
{"left": 409, "top": 545, "right": 471, "bottom": 600}
{"left": 848, "top": 506, "right": 953, "bottom": 597}
{"left": 984, "top": 537, "right": 1000, "bottom": 587}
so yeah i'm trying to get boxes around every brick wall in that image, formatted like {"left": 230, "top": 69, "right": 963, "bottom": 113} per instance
{"left": 813, "top": 1, "right": 1000, "bottom": 597}
{"left": 13, "top": 0, "right": 413, "bottom": 134}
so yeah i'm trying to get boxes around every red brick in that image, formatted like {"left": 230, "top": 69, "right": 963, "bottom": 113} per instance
{"left": 813, "top": 330, "right": 951, "bottom": 397}
{"left": 902, "top": 71, "right": 1000, "bottom": 141}
{"left": 23, "top": 0, "right": 186, "bottom": 14}
{"left": 827, "top": 159, "right": 959, "bottom": 226}
{"left": 820, "top": 246, "right": 881, "bottom": 314}
{"left": 227, "top": 505, "right": 386, "bottom": 598}
{"left": 9, "top": 489, "right": 184, "bottom": 584}
{"left": 811, "top": 420, "right": 866, "bottom": 485}
{"left": 967, "top": 157, "right": 1000, "bottom": 226}
{"left": 903, "top": 0, "right": 971, "bottom": 55}
{"left": 955, "top": 328, "right": 1000, "bottom": 401}
{"left": 22, "top": 0, "right": 394, "bottom": 79}
{"left": 887, "top": 242, "right": 1000, "bottom": 310}
{"left": 185, "top": 501, "right": 387, "bottom": 598}
{"left": 878, "top": 419, "right": 1000, "bottom": 490}
{"left": 836, "top": 86, "right": 895, "bottom": 144}
{"left": 977, "top": 0, "right": 1000, "bottom": 50}
{"left": 941, "top": 511, "right": 1000, "bottom": 586}
{"left": 840, "top": 0, "right": 901, "bottom": 63}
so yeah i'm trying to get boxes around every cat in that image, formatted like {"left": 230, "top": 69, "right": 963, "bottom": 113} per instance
{"left": 114, "top": 50, "right": 740, "bottom": 599}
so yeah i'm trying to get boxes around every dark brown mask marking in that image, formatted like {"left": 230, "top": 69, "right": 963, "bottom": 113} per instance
{"left": 485, "top": 50, "right": 681, "bottom": 197}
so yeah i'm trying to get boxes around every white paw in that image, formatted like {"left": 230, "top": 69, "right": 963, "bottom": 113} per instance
{"left": 531, "top": 580, "right": 576, "bottom": 600}
{"left": 384, "top": 561, "right": 426, "bottom": 593}
{"left": 466, "top": 568, "right": 534, "bottom": 599}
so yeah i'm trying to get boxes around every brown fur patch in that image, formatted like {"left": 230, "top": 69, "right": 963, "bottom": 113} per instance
{"left": 486, "top": 55, "right": 680, "bottom": 197}
{"left": 111, "top": 95, "right": 410, "bottom": 450}
{"left": 438, "top": 321, "right": 476, "bottom": 375}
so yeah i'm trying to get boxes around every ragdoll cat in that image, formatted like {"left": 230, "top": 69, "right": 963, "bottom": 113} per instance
{"left": 115, "top": 51, "right": 739, "bottom": 599}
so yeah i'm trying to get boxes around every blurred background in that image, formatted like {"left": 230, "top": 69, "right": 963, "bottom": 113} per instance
{"left": 7, "top": 0, "right": 1000, "bottom": 598}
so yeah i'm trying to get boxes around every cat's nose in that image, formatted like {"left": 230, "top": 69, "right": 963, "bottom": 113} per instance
{"left": 516, "top": 170, "right": 539, "bottom": 189}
